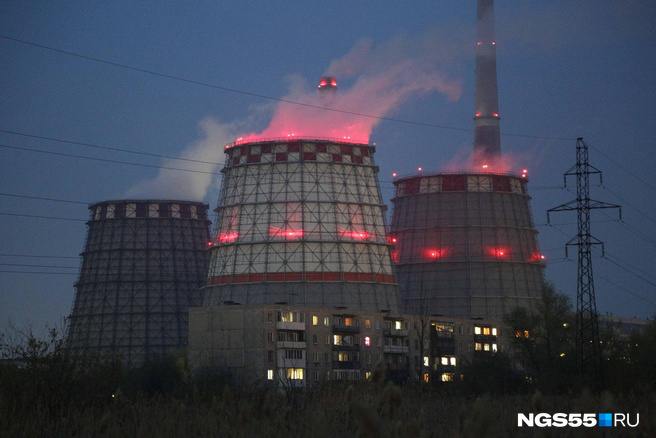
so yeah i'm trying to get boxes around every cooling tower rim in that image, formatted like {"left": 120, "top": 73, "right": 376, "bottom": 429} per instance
{"left": 87, "top": 199, "right": 209, "bottom": 209}
{"left": 225, "top": 136, "right": 374, "bottom": 150}
{"left": 392, "top": 171, "right": 528, "bottom": 184}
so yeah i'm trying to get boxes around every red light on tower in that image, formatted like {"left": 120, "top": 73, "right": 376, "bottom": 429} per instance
{"left": 218, "top": 231, "right": 239, "bottom": 244}
{"left": 269, "top": 226, "right": 304, "bottom": 240}
{"left": 318, "top": 75, "right": 337, "bottom": 91}
{"left": 387, "top": 235, "right": 398, "bottom": 245}
{"left": 424, "top": 248, "right": 447, "bottom": 260}
{"left": 340, "top": 229, "right": 371, "bottom": 241}
{"left": 392, "top": 171, "right": 398, "bottom": 178}
{"left": 487, "top": 247, "right": 509, "bottom": 259}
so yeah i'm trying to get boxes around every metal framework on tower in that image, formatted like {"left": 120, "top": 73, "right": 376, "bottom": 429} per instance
{"left": 547, "top": 137, "right": 621, "bottom": 385}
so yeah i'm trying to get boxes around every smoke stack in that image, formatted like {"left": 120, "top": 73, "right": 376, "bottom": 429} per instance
{"left": 473, "top": 0, "right": 501, "bottom": 165}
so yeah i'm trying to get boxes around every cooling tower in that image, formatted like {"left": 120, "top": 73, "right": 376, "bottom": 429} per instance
{"left": 390, "top": 173, "right": 545, "bottom": 319}
{"left": 203, "top": 138, "right": 398, "bottom": 312}
{"left": 65, "top": 200, "right": 210, "bottom": 365}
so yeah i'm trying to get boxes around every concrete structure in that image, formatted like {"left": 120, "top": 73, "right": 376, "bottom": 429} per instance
{"left": 204, "top": 138, "right": 398, "bottom": 312}
{"left": 188, "top": 304, "right": 505, "bottom": 387}
{"left": 473, "top": 0, "right": 501, "bottom": 165}
{"left": 389, "top": 0, "right": 546, "bottom": 320}
{"left": 390, "top": 172, "right": 545, "bottom": 319}
{"left": 66, "top": 199, "right": 210, "bottom": 365}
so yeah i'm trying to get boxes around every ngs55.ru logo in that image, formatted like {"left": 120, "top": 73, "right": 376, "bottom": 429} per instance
{"left": 518, "top": 412, "right": 639, "bottom": 428}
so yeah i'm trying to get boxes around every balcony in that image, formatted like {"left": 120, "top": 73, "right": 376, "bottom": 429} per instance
{"left": 332, "top": 324, "right": 360, "bottom": 333}
{"left": 332, "top": 361, "right": 361, "bottom": 370}
{"left": 332, "top": 343, "right": 360, "bottom": 351}
{"left": 383, "top": 345, "right": 409, "bottom": 354}
{"left": 383, "top": 328, "right": 408, "bottom": 337}
{"left": 277, "top": 341, "right": 306, "bottom": 349}
{"left": 276, "top": 321, "right": 305, "bottom": 331}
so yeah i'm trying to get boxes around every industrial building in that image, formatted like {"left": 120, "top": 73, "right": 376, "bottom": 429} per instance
{"left": 188, "top": 304, "right": 504, "bottom": 387}
{"left": 65, "top": 199, "right": 210, "bottom": 365}
{"left": 203, "top": 137, "right": 399, "bottom": 312}
{"left": 389, "top": 0, "right": 546, "bottom": 320}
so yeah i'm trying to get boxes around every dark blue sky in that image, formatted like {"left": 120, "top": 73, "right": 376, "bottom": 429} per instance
{"left": 1, "top": 0, "right": 655, "bottom": 331}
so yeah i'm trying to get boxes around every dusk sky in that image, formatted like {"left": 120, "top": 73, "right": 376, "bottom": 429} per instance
{"left": 1, "top": 0, "right": 655, "bottom": 332}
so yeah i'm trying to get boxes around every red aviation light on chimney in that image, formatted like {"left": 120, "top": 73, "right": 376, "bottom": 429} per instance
{"left": 318, "top": 76, "right": 337, "bottom": 90}
{"left": 487, "top": 246, "right": 509, "bottom": 259}
{"left": 520, "top": 168, "right": 528, "bottom": 178}
{"left": 340, "top": 229, "right": 371, "bottom": 241}
{"left": 387, "top": 235, "right": 398, "bottom": 245}
{"left": 530, "top": 252, "right": 546, "bottom": 262}
{"left": 218, "top": 231, "right": 239, "bottom": 244}
{"left": 392, "top": 171, "right": 398, "bottom": 178}
{"left": 424, "top": 248, "right": 448, "bottom": 260}
{"left": 269, "top": 226, "right": 304, "bottom": 240}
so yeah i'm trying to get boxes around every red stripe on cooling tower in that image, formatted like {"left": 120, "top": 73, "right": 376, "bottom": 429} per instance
{"left": 207, "top": 272, "right": 396, "bottom": 285}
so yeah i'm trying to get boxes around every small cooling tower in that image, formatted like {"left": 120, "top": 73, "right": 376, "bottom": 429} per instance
{"left": 65, "top": 200, "right": 210, "bottom": 365}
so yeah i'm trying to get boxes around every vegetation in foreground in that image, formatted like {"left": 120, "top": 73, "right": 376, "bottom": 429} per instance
{"left": 1, "top": 287, "right": 655, "bottom": 437}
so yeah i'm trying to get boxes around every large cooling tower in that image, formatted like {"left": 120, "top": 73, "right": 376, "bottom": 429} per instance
{"left": 390, "top": 173, "right": 545, "bottom": 319}
{"left": 203, "top": 138, "right": 398, "bottom": 312}
{"left": 65, "top": 200, "right": 210, "bottom": 365}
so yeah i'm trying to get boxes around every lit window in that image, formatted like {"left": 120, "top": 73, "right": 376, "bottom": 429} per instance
{"left": 312, "top": 315, "right": 319, "bottom": 326}
{"left": 492, "top": 327, "right": 498, "bottom": 336}
{"left": 344, "top": 317, "right": 353, "bottom": 327}
{"left": 333, "top": 335, "right": 342, "bottom": 345}
{"left": 492, "top": 343, "right": 498, "bottom": 352}
{"left": 364, "top": 336, "right": 371, "bottom": 347}
{"left": 441, "top": 372, "right": 454, "bottom": 382}
{"left": 422, "top": 373, "right": 430, "bottom": 383}
{"left": 450, "top": 357, "right": 456, "bottom": 366}
{"left": 365, "top": 371, "right": 372, "bottom": 381}
{"left": 323, "top": 317, "right": 330, "bottom": 326}
{"left": 475, "top": 342, "right": 482, "bottom": 351}
{"left": 394, "top": 320, "right": 402, "bottom": 330}
{"left": 484, "top": 343, "right": 490, "bottom": 351}
{"left": 483, "top": 327, "right": 491, "bottom": 336}
{"left": 441, "top": 357, "right": 448, "bottom": 366}
{"left": 474, "top": 326, "right": 482, "bottom": 335}
{"left": 364, "top": 319, "right": 372, "bottom": 329}
{"left": 338, "top": 352, "right": 349, "bottom": 362}
{"left": 267, "top": 369, "right": 274, "bottom": 380}
{"left": 423, "top": 356, "right": 429, "bottom": 367}
{"left": 286, "top": 368, "right": 304, "bottom": 380}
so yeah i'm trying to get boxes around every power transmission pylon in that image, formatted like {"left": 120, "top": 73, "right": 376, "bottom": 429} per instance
{"left": 547, "top": 137, "right": 621, "bottom": 387}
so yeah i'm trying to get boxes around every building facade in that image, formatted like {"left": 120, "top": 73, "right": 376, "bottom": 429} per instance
{"left": 188, "top": 304, "right": 505, "bottom": 387}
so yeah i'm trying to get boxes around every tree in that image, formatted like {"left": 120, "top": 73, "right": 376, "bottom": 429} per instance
{"left": 504, "top": 283, "right": 576, "bottom": 393}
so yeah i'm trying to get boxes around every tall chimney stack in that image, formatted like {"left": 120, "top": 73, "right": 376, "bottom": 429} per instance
{"left": 473, "top": 0, "right": 501, "bottom": 165}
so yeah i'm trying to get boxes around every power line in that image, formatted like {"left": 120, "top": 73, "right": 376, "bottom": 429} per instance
{"left": 0, "top": 212, "right": 87, "bottom": 222}
{"left": 589, "top": 143, "right": 656, "bottom": 193}
{"left": 0, "top": 270, "right": 77, "bottom": 275}
{"left": 602, "top": 255, "right": 656, "bottom": 290}
{"left": 0, "top": 253, "right": 79, "bottom": 259}
{"left": 0, "top": 142, "right": 220, "bottom": 175}
{"left": 0, "top": 128, "right": 223, "bottom": 166}
{"left": 0, "top": 263, "right": 78, "bottom": 269}
{"left": 0, "top": 34, "right": 575, "bottom": 142}
{"left": 0, "top": 192, "right": 88, "bottom": 205}
{"left": 602, "top": 185, "right": 656, "bottom": 226}
{"left": 597, "top": 274, "right": 656, "bottom": 307}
